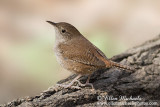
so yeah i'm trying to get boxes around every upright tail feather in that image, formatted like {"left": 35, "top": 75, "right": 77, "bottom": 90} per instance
{"left": 105, "top": 60, "right": 135, "bottom": 71}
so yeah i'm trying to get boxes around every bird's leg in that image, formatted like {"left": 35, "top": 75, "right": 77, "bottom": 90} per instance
{"left": 76, "top": 74, "right": 94, "bottom": 89}
{"left": 56, "top": 74, "right": 82, "bottom": 89}
{"left": 85, "top": 74, "right": 94, "bottom": 89}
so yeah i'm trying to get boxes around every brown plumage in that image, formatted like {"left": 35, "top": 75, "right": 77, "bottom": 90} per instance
{"left": 47, "top": 21, "right": 134, "bottom": 89}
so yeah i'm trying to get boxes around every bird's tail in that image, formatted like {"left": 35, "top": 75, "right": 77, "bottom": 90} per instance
{"left": 105, "top": 60, "right": 134, "bottom": 71}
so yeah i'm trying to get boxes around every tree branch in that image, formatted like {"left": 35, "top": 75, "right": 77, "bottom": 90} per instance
{"left": 2, "top": 35, "right": 160, "bottom": 107}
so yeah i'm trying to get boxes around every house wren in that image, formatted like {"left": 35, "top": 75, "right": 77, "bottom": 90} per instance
{"left": 47, "top": 21, "right": 134, "bottom": 89}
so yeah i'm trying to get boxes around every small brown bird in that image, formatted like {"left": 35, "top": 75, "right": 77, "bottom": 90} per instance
{"left": 47, "top": 21, "right": 134, "bottom": 89}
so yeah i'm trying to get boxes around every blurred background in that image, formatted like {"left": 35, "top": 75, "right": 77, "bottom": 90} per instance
{"left": 0, "top": 0, "right": 160, "bottom": 104}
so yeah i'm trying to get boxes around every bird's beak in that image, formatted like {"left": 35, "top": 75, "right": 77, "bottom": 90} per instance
{"left": 46, "top": 21, "right": 57, "bottom": 27}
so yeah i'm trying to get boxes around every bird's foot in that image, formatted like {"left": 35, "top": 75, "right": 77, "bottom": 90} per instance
{"left": 75, "top": 80, "right": 94, "bottom": 89}
{"left": 56, "top": 83, "right": 81, "bottom": 89}
{"left": 56, "top": 80, "right": 94, "bottom": 89}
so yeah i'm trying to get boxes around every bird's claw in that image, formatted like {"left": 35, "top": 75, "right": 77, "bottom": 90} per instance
{"left": 56, "top": 80, "right": 94, "bottom": 89}
{"left": 56, "top": 83, "right": 81, "bottom": 89}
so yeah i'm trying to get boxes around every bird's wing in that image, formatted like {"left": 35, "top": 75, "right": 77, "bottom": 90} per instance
{"left": 58, "top": 37, "right": 106, "bottom": 67}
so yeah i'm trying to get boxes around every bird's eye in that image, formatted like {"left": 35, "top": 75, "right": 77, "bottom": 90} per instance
{"left": 61, "top": 29, "right": 66, "bottom": 33}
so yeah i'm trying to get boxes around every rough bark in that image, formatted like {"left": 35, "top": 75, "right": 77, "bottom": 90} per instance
{"left": 1, "top": 35, "right": 160, "bottom": 107}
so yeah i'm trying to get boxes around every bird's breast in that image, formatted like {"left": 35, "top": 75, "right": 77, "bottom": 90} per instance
{"left": 54, "top": 43, "right": 65, "bottom": 66}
